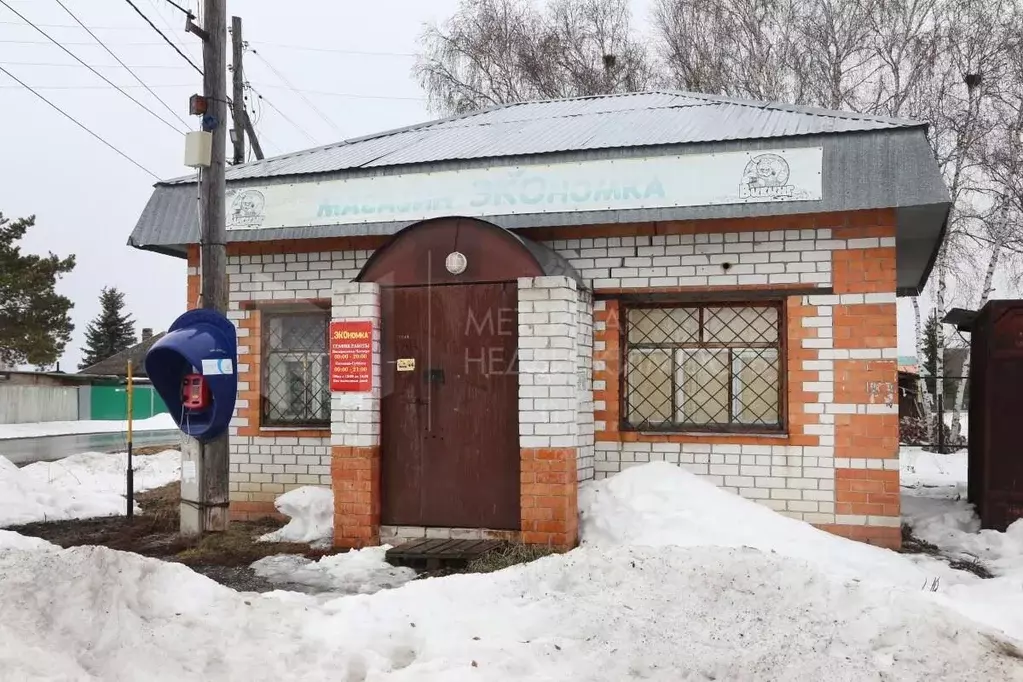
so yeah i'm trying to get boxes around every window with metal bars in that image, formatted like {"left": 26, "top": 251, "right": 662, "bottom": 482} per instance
{"left": 262, "top": 310, "right": 330, "bottom": 427}
{"left": 623, "top": 303, "right": 784, "bottom": 432}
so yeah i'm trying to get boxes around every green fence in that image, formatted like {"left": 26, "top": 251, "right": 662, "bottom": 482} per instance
{"left": 89, "top": 385, "right": 168, "bottom": 421}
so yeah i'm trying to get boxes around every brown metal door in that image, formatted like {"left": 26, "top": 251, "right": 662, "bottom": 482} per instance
{"left": 381, "top": 283, "right": 520, "bottom": 530}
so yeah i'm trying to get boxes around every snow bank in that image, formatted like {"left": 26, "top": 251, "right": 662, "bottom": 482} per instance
{"left": 583, "top": 461, "right": 1023, "bottom": 642}
{"left": 581, "top": 461, "right": 924, "bottom": 584}
{"left": 0, "top": 450, "right": 180, "bottom": 527}
{"left": 0, "top": 413, "right": 176, "bottom": 440}
{"left": 1, "top": 540, "right": 1021, "bottom": 680}
{"left": 258, "top": 486, "right": 333, "bottom": 547}
{"left": 0, "top": 529, "right": 56, "bottom": 552}
{"left": 251, "top": 546, "right": 416, "bottom": 594}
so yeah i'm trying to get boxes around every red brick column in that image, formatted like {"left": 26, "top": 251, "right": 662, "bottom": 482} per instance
{"left": 521, "top": 447, "right": 579, "bottom": 548}
{"left": 331, "top": 446, "right": 381, "bottom": 548}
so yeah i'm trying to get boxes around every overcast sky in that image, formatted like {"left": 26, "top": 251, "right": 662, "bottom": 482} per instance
{"left": 0, "top": 0, "right": 946, "bottom": 371}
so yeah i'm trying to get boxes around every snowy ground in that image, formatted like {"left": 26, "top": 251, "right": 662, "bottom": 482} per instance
{"left": 0, "top": 450, "right": 180, "bottom": 527}
{"left": 2, "top": 451, "right": 1023, "bottom": 679}
{"left": 0, "top": 413, "right": 175, "bottom": 440}
{"left": 900, "top": 445, "right": 1023, "bottom": 640}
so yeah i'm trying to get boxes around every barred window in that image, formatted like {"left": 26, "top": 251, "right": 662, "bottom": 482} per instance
{"left": 262, "top": 311, "right": 329, "bottom": 427}
{"left": 623, "top": 303, "right": 783, "bottom": 432}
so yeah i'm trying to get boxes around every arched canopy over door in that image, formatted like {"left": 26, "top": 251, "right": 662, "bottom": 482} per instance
{"left": 356, "top": 216, "right": 581, "bottom": 286}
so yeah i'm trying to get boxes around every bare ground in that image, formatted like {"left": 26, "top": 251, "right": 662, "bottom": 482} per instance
{"left": 7, "top": 482, "right": 341, "bottom": 592}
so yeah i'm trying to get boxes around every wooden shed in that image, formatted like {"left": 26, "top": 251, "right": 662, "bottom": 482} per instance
{"left": 949, "top": 302, "right": 1023, "bottom": 531}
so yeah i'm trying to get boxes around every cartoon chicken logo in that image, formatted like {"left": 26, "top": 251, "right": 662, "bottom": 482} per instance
{"left": 227, "top": 190, "right": 266, "bottom": 228}
{"left": 740, "top": 153, "right": 795, "bottom": 199}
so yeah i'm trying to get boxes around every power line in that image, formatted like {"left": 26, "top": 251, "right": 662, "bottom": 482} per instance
{"left": 0, "top": 19, "right": 149, "bottom": 31}
{"left": 145, "top": 0, "right": 202, "bottom": 65}
{"left": 0, "top": 83, "right": 193, "bottom": 89}
{"left": 0, "top": 0, "right": 184, "bottom": 134}
{"left": 249, "top": 48, "right": 344, "bottom": 138}
{"left": 122, "top": 0, "right": 203, "bottom": 75}
{"left": 0, "top": 63, "right": 160, "bottom": 180}
{"left": 248, "top": 83, "right": 317, "bottom": 145}
{"left": 248, "top": 41, "right": 416, "bottom": 58}
{"left": 52, "top": 0, "right": 191, "bottom": 129}
{"left": 0, "top": 38, "right": 173, "bottom": 46}
{"left": 0, "top": 60, "right": 190, "bottom": 69}
{"left": 158, "top": 0, "right": 193, "bottom": 16}
{"left": 258, "top": 84, "right": 424, "bottom": 101}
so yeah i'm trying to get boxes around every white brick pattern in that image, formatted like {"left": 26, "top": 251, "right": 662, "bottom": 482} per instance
{"left": 226, "top": 250, "right": 369, "bottom": 503}
{"left": 518, "top": 277, "right": 579, "bottom": 450}
{"left": 331, "top": 282, "right": 381, "bottom": 448}
{"left": 585, "top": 231, "right": 898, "bottom": 528}
{"left": 546, "top": 229, "right": 842, "bottom": 290}
{"left": 576, "top": 290, "right": 595, "bottom": 481}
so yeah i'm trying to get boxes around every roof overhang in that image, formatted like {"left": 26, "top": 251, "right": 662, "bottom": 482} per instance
{"left": 129, "top": 128, "right": 950, "bottom": 293}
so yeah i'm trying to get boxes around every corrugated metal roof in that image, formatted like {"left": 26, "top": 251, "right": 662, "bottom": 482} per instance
{"left": 162, "top": 90, "right": 923, "bottom": 185}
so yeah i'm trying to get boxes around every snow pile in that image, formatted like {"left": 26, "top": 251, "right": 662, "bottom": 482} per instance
{"left": 0, "top": 450, "right": 180, "bottom": 528}
{"left": 251, "top": 546, "right": 416, "bottom": 594}
{"left": 0, "top": 529, "right": 56, "bottom": 553}
{"left": 581, "top": 461, "right": 925, "bottom": 584}
{"left": 0, "top": 413, "right": 176, "bottom": 440}
{"left": 1, "top": 540, "right": 1022, "bottom": 680}
{"left": 258, "top": 486, "right": 334, "bottom": 547}
{"left": 2, "top": 460, "right": 1023, "bottom": 679}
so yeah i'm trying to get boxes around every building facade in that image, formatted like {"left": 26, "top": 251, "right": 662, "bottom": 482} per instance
{"left": 132, "top": 91, "right": 950, "bottom": 550}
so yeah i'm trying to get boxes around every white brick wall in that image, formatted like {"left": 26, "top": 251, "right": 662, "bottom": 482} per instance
{"left": 331, "top": 282, "right": 381, "bottom": 448}
{"left": 576, "top": 290, "right": 595, "bottom": 481}
{"left": 227, "top": 250, "right": 369, "bottom": 504}
{"left": 577, "top": 227, "right": 898, "bottom": 528}
{"left": 544, "top": 229, "right": 841, "bottom": 290}
{"left": 518, "top": 276, "right": 579, "bottom": 450}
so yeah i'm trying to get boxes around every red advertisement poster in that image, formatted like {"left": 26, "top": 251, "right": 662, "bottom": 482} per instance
{"left": 329, "top": 321, "right": 373, "bottom": 392}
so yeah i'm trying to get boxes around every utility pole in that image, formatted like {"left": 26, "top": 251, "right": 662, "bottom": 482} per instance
{"left": 230, "top": 15, "right": 245, "bottom": 164}
{"left": 230, "top": 15, "right": 264, "bottom": 162}
{"left": 182, "top": 0, "right": 230, "bottom": 534}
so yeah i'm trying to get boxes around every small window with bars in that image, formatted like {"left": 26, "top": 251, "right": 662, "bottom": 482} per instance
{"left": 623, "top": 303, "right": 783, "bottom": 432}
{"left": 262, "top": 310, "right": 330, "bottom": 428}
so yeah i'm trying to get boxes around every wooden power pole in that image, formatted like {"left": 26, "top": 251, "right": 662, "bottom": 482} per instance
{"left": 230, "top": 16, "right": 264, "bottom": 162}
{"left": 230, "top": 15, "right": 245, "bottom": 164}
{"left": 182, "top": 0, "right": 230, "bottom": 534}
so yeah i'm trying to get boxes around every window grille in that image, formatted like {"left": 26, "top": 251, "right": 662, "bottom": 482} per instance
{"left": 262, "top": 310, "right": 329, "bottom": 427}
{"left": 623, "top": 303, "right": 783, "bottom": 432}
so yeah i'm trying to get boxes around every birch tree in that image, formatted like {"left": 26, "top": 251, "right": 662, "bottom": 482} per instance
{"left": 415, "top": 0, "right": 651, "bottom": 114}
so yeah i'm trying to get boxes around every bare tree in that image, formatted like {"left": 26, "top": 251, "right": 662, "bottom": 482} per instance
{"left": 415, "top": 0, "right": 651, "bottom": 114}
{"left": 652, "top": 0, "right": 805, "bottom": 101}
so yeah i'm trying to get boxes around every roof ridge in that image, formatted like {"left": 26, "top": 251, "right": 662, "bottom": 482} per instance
{"left": 652, "top": 89, "right": 923, "bottom": 127}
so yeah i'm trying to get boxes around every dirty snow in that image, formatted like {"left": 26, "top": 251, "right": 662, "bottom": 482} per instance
{"left": 2, "top": 460, "right": 1023, "bottom": 679}
{"left": 0, "top": 413, "right": 175, "bottom": 440}
{"left": 0, "top": 450, "right": 180, "bottom": 527}
{"left": 2, "top": 540, "right": 1023, "bottom": 680}
{"left": 258, "top": 486, "right": 334, "bottom": 547}
{"left": 251, "top": 546, "right": 416, "bottom": 594}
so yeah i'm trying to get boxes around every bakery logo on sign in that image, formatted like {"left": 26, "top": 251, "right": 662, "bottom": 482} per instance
{"left": 227, "top": 189, "right": 266, "bottom": 228}
{"left": 739, "top": 153, "right": 794, "bottom": 199}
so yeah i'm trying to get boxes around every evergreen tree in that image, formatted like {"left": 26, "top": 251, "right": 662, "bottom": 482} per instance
{"left": 0, "top": 213, "right": 75, "bottom": 367}
{"left": 79, "top": 287, "right": 137, "bottom": 369}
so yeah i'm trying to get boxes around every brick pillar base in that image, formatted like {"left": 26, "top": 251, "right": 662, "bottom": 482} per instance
{"left": 331, "top": 445, "right": 381, "bottom": 548}
{"left": 521, "top": 448, "right": 579, "bottom": 548}
{"left": 815, "top": 524, "right": 901, "bottom": 549}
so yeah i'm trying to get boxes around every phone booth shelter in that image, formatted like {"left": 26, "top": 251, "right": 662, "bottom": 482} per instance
{"left": 129, "top": 91, "right": 951, "bottom": 550}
